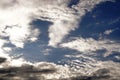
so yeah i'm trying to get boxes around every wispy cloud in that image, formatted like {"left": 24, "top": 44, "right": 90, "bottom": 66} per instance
{"left": 104, "top": 28, "right": 118, "bottom": 35}
{"left": 48, "top": 0, "right": 112, "bottom": 47}
{"left": 0, "top": 0, "right": 113, "bottom": 48}
{"left": 60, "top": 37, "right": 120, "bottom": 57}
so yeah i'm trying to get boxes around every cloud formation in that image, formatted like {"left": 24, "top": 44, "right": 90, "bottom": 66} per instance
{"left": 0, "top": 0, "right": 114, "bottom": 49}
{"left": 0, "top": 57, "right": 120, "bottom": 80}
{"left": 60, "top": 37, "right": 120, "bottom": 57}
{"left": 104, "top": 29, "right": 114, "bottom": 35}
{"left": 48, "top": 0, "right": 112, "bottom": 47}
{"left": 0, "top": 1, "right": 40, "bottom": 48}
{"left": 0, "top": 0, "right": 119, "bottom": 80}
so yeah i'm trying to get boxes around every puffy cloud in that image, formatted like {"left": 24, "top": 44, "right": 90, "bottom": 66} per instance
{"left": 60, "top": 37, "right": 120, "bottom": 57}
{"left": 0, "top": 57, "right": 72, "bottom": 80}
{"left": 2, "top": 47, "right": 12, "bottom": 52}
{"left": 3, "top": 26, "right": 40, "bottom": 48}
{"left": 0, "top": 0, "right": 113, "bottom": 48}
{"left": 99, "top": 61, "right": 120, "bottom": 80}
{"left": 104, "top": 29, "right": 114, "bottom": 35}
{"left": 104, "top": 28, "right": 118, "bottom": 35}
{"left": 0, "top": 1, "right": 118, "bottom": 79}
{"left": 64, "top": 55, "right": 103, "bottom": 75}
{"left": 48, "top": 0, "right": 113, "bottom": 47}
{"left": 48, "top": 19, "right": 78, "bottom": 47}
{"left": 0, "top": 5, "right": 39, "bottom": 48}
{"left": 0, "top": 39, "right": 10, "bottom": 58}
{"left": 114, "top": 55, "right": 120, "bottom": 60}
{"left": 42, "top": 48, "right": 52, "bottom": 55}
{"left": 0, "top": 57, "right": 120, "bottom": 80}
{"left": 60, "top": 53, "right": 120, "bottom": 80}
{"left": 0, "top": 0, "right": 70, "bottom": 48}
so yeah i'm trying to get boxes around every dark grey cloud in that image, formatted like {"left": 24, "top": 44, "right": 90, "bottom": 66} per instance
{"left": 0, "top": 57, "right": 6, "bottom": 64}
{"left": 0, "top": 57, "right": 120, "bottom": 80}
{"left": 0, "top": 0, "right": 18, "bottom": 9}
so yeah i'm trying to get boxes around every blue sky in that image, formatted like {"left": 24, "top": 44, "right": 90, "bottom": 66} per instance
{"left": 7, "top": 0, "right": 120, "bottom": 63}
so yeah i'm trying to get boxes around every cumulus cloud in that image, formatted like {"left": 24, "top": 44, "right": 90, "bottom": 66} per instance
{"left": 0, "top": 39, "right": 10, "bottom": 58}
{"left": 0, "top": 0, "right": 119, "bottom": 79}
{"left": 0, "top": 57, "right": 72, "bottom": 80}
{"left": 64, "top": 55, "right": 103, "bottom": 75}
{"left": 0, "top": 2, "right": 40, "bottom": 48}
{"left": 104, "top": 29, "right": 114, "bottom": 35}
{"left": 2, "top": 47, "right": 12, "bottom": 52}
{"left": 0, "top": 0, "right": 113, "bottom": 48}
{"left": 48, "top": 0, "right": 113, "bottom": 47}
{"left": 104, "top": 28, "right": 118, "bottom": 35}
{"left": 114, "top": 55, "right": 120, "bottom": 60}
{"left": 60, "top": 37, "right": 120, "bottom": 57}
{"left": 60, "top": 53, "right": 120, "bottom": 80}
{"left": 4, "top": 26, "right": 40, "bottom": 48}
{"left": 0, "top": 57, "right": 120, "bottom": 80}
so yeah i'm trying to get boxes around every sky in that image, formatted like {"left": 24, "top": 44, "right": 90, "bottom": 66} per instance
{"left": 0, "top": 0, "right": 120, "bottom": 80}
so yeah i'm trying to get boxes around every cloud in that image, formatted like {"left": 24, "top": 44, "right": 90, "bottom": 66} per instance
{"left": 0, "top": 57, "right": 120, "bottom": 80}
{"left": 0, "top": 57, "right": 6, "bottom": 64}
{"left": 99, "top": 61, "right": 120, "bottom": 80}
{"left": 0, "top": 1, "right": 40, "bottom": 48}
{"left": 42, "top": 48, "right": 52, "bottom": 55}
{"left": 0, "top": 0, "right": 113, "bottom": 48}
{"left": 48, "top": 19, "right": 78, "bottom": 47}
{"left": 60, "top": 53, "right": 120, "bottom": 80}
{"left": 2, "top": 47, "right": 12, "bottom": 52}
{"left": 0, "top": 0, "right": 119, "bottom": 79}
{"left": 0, "top": 57, "right": 72, "bottom": 80}
{"left": 48, "top": 0, "right": 113, "bottom": 47}
{"left": 114, "top": 55, "right": 120, "bottom": 61}
{"left": 4, "top": 25, "right": 40, "bottom": 48}
{"left": 60, "top": 37, "right": 120, "bottom": 57}
{"left": 0, "top": 39, "right": 10, "bottom": 59}
{"left": 104, "top": 29, "right": 114, "bottom": 35}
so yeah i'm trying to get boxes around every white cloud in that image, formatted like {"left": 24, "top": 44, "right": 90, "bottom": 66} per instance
{"left": 42, "top": 48, "right": 52, "bottom": 55}
{"left": 0, "top": 0, "right": 113, "bottom": 48}
{"left": 60, "top": 53, "right": 120, "bottom": 79}
{"left": 104, "top": 29, "right": 114, "bottom": 35}
{"left": 48, "top": 0, "right": 113, "bottom": 47}
{"left": 3, "top": 47, "right": 12, "bottom": 52}
{"left": 64, "top": 55, "right": 103, "bottom": 75}
{"left": 0, "top": 58, "right": 120, "bottom": 80}
{"left": 104, "top": 28, "right": 118, "bottom": 35}
{"left": 0, "top": 5, "right": 40, "bottom": 48}
{"left": 60, "top": 37, "right": 120, "bottom": 57}
{"left": 0, "top": 1, "right": 119, "bottom": 79}
{"left": 48, "top": 19, "right": 78, "bottom": 47}
{"left": 4, "top": 26, "right": 30, "bottom": 48}
{"left": 114, "top": 55, "right": 120, "bottom": 60}
{"left": 0, "top": 39, "right": 7, "bottom": 47}
{"left": 0, "top": 39, "right": 10, "bottom": 58}
{"left": 9, "top": 58, "right": 32, "bottom": 67}
{"left": 2, "top": 25, "right": 40, "bottom": 48}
